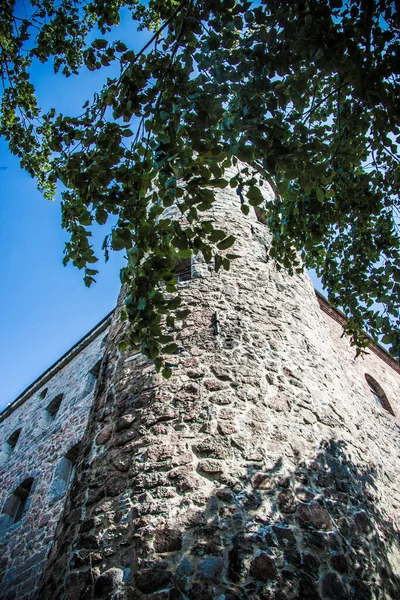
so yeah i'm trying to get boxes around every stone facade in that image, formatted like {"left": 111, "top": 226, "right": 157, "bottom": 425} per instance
{"left": 1, "top": 179, "right": 400, "bottom": 600}
{"left": 33, "top": 179, "right": 400, "bottom": 600}
{"left": 0, "top": 316, "right": 110, "bottom": 600}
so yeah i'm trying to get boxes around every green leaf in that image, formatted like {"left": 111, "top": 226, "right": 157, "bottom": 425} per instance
{"left": 168, "top": 297, "right": 182, "bottom": 309}
{"left": 162, "top": 365, "right": 173, "bottom": 379}
{"left": 246, "top": 186, "right": 263, "bottom": 206}
{"left": 93, "top": 39, "right": 108, "bottom": 49}
{"left": 95, "top": 208, "right": 108, "bottom": 225}
{"left": 112, "top": 236, "right": 127, "bottom": 251}
{"left": 177, "top": 248, "right": 192, "bottom": 258}
{"left": 209, "top": 178, "right": 229, "bottom": 188}
{"left": 176, "top": 309, "right": 190, "bottom": 319}
{"left": 115, "top": 42, "right": 127, "bottom": 53}
{"left": 84, "top": 275, "right": 95, "bottom": 287}
{"left": 209, "top": 229, "right": 226, "bottom": 242}
{"left": 157, "top": 334, "right": 174, "bottom": 343}
{"left": 217, "top": 235, "right": 235, "bottom": 250}
{"left": 121, "top": 50, "right": 135, "bottom": 62}
{"left": 162, "top": 343, "right": 178, "bottom": 354}
{"left": 215, "top": 254, "right": 223, "bottom": 272}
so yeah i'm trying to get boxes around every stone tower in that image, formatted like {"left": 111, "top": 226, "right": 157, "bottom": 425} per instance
{"left": 3, "top": 179, "right": 400, "bottom": 600}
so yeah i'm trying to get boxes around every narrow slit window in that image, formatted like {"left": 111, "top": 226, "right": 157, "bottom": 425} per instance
{"left": 38, "top": 394, "right": 64, "bottom": 430}
{"left": 48, "top": 443, "right": 81, "bottom": 505}
{"left": 369, "top": 385, "right": 383, "bottom": 407}
{"left": 39, "top": 388, "right": 48, "bottom": 400}
{"left": 175, "top": 256, "right": 192, "bottom": 282}
{"left": 84, "top": 360, "right": 101, "bottom": 396}
{"left": 365, "top": 374, "right": 395, "bottom": 416}
{"left": 45, "top": 394, "right": 63, "bottom": 419}
{"left": 0, "top": 428, "right": 22, "bottom": 465}
{"left": 6, "top": 428, "right": 21, "bottom": 451}
{"left": 0, "top": 478, "right": 34, "bottom": 532}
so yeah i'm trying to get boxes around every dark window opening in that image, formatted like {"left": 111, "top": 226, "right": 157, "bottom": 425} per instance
{"left": 38, "top": 394, "right": 64, "bottom": 429}
{"left": 0, "top": 478, "right": 34, "bottom": 531}
{"left": 48, "top": 442, "right": 81, "bottom": 505}
{"left": 83, "top": 360, "right": 102, "bottom": 396}
{"left": 39, "top": 388, "right": 48, "bottom": 400}
{"left": 65, "top": 442, "right": 81, "bottom": 464}
{"left": 0, "top": 428, "right": 22, "bottom": 465}
{"left": 175, "top": 257, "right": 192, "bottom": 282}
{"left": 90, "top": 361, "right": 101, "bottom": 379}
{"left": 45, "top": 394, "right": 63, "bottom": 418}
{"left": 369, "top": 386, "right": 383, "bottom": 407}
{"left": 365, "top": 374, "right": 395, "bottom": 416}
{"left": 7, "top": 428, "right": 21, "bottom": 451}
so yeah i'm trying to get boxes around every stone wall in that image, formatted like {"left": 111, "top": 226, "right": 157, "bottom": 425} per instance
{"left": 35, "top": 178, "right": 400, "bottom": 600}
{"left": 0, "top": 318, "right": 110, "bottom": 600}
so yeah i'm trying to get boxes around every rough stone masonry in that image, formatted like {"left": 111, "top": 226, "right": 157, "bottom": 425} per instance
{"left": 0, "top": 316, "right": 110, "bottom": 600}
{"left": 1, "top": 177, "right": 400, "bottom": 600}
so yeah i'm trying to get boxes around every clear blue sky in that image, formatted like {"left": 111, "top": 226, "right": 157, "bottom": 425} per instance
{"left": 0, "top": 10, "right": 325, "bottom": 412}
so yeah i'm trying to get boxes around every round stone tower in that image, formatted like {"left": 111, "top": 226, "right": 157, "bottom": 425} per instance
{"left": 38, "top": 177, "right": 400, "bottom": 600}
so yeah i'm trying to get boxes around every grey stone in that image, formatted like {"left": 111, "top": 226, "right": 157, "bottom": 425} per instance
{"left": 176, "top": 557, "right": 194, "bottom": 578}
{"left": 96, "top": 424, "right": 113, "bottom": 445}
{"left": 320, "top": 572, "right": 347, "bottom": 599}
{"left": 115, "top": 414, "right": 134, "bottom": 431}
{"left": 94, "top": 568, "right": 123, "bottom": 598}
{"left": 300, "top": 409, "right": 317, "bottom": 425}
{"left": 154, "top": 527, "right": 182, "bottom": 553}
{"left": 278, "top": 490, "right": 296, "bottom": 514}
{"left": 331, "top": 554, "right": 348, "bottom": 574}
{"left": 249, "top": 553, "right": 278, "bottom": 582}
{"left": 353, "top": 511, "right": 373, "bottom": 534}
{"left": 198, "top": 556, "right": 224, "bottom": 580}
{"left": 135, "top": 568, "right": 172, "bottom": 594}
{"left": 296, "top": 503, "right": 334, "bottom": 531}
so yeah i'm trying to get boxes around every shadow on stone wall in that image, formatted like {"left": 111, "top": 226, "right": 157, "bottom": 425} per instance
{"left": 38, "top": 438, "right": 400, "bottom": 600}
{"left": 205, "top": 439, "right": 400, "bottom": 600}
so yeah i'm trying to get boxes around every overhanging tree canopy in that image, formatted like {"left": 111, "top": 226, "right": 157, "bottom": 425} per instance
{"left": 1, "top": 0, "right": 399, "bottom": 369}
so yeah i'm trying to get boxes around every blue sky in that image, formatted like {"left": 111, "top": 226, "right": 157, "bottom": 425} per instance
{"left": 0, "top": 10, "right": 326, "bottom": 412}
{"left": 0, "top": 14, "right": 151, "bottom": 411}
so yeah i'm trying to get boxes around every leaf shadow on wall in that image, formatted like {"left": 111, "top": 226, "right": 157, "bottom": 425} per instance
{"left": 207, "top": 438, "right": 400, "bottom": 600}
{"left": 136, "top": 439, "right": 400, "bottom": 600}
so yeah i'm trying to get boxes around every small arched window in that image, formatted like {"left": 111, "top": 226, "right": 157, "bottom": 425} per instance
{"left": 39, "top": 388, "right": 48, "bottom": 400}
{"left": 45, "top": 394, "right": 63, "bottom": 419}
{"left": 83, "top": 360, "right": 101, "bottom": 396}
{"left": 0, "top": 428, "right": 22, "bottom": 465}
{"left": 6, "top": 428, "right": 21, "bottom": 451}
{"left": 175, "top": 256, "right": 192, "bottom": 282}
{"left": 38, "top": 394, "right": 64, "bottom": 430}
{"left": 0, "top": 478, "right": 34, "bottom": 532}
{"left": 48, "top": 443, "right": 81, "bottom": 505}
{"left": 365, "top": 374, "right": 395, "bottom": 416}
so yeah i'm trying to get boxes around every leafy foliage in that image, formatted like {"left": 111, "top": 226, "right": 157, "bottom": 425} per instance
{"left": 1, "top": 0, "right": 399, "bottom": 361}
